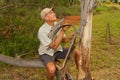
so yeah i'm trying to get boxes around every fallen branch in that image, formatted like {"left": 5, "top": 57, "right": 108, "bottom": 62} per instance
{"left": 0, "top": 54, "right": 44, "bottom": 68}
{"left": 0, "top": 4, "right": 14, "bottom": 10}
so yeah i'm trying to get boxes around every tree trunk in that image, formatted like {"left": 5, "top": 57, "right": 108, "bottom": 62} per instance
{"left": 0, "top": 54, "right": 44, "bottom": 68}
{"left": 78, "top": 0, "right": 97, "bottom": 80}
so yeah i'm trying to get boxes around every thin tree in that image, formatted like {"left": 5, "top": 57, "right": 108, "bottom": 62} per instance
{"left": 78, "top": 0, "right": 97, "bottom": 80}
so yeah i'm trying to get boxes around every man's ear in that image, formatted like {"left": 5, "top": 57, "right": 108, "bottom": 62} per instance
{"left": 45, "top": 16, "right": 49, "bottom": 20}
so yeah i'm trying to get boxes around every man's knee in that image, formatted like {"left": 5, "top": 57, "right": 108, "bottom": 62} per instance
{"left": 46, "top": 62, "right": 56, "bottom": 76}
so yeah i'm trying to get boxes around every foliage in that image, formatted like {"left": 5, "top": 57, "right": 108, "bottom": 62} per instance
{"left": 0, "top": 7, "right": 42, "bottom": 56}
{"left": 93, "top": 2, "right": 120, "bottom": 14}
{"left": 0, "top": 0, "right": 80, "bottom": 57}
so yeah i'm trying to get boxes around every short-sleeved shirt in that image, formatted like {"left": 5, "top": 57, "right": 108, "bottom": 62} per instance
{"left": 38, "top": 22, "right": 63, "bottom": 56}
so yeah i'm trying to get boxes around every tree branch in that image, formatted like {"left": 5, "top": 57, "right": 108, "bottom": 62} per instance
{"left": 0, "top": 54, "right": 44, "bottom": 68}
{"left": 0, "top": 4, "right": 14, "bottom": 10}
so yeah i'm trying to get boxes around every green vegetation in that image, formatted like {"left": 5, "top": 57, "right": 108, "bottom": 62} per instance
{"left": 0, "top": 1, "right": 120, "bottom": 80}
{"left": 0, "top": 0, "right": 80, "bottom": 57}
{"left": 91, "top": 6, "right": 120, "bottom": 79}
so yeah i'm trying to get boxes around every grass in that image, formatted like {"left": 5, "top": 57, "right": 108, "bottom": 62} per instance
{"left": 91, "top": 7, "right": 120, "bottom": 80}
{"left": 0, "top": 3, "right": 120, "bottom": 80}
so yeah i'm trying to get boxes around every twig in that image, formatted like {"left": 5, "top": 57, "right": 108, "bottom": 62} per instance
{"left": 106, "top": 23, "right": 112, "bottom": 44}
{"left": 0, "top": 4, "right": 14, "bottom": 10}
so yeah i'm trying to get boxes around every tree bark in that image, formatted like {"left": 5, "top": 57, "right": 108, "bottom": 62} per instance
{"left": 0, "top": 54, "right": 44, "bottom": 68}
{"left": 78, "top": 0, "right": 97, "bottom": 80}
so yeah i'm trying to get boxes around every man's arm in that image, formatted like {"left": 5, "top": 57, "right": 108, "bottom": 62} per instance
{"left": 49, "top": 26, "right": 69, "bottom": 50}
{"left": 49, "top": 29, "right": 65, "bottom": 50}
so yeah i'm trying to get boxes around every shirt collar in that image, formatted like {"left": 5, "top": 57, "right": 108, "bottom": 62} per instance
{"left": 44, "top": 22, "right": 53, "bottom": 30}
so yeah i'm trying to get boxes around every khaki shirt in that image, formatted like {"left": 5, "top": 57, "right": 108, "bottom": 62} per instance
{"left": 38, "top": 22, "right": 63, "bottom": 56}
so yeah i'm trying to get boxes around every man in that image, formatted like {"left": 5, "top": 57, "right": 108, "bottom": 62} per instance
{"left": 38, "top": 8, "right": 81, "bottom": 80}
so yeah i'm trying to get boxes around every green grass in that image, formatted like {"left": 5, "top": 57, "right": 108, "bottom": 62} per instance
{"left": 90, "top": 8, "right": 120, "bottom": 79}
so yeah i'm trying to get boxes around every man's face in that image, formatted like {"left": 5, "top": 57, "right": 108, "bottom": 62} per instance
{"left": 45, "top": 10, "right": 57, "bottom": 21}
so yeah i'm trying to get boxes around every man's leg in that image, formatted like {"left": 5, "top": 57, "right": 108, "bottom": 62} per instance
{"left": 46, "top": 62, "right": 56, "bottom": 80}
{"left": 39, "top": 54, "right": 56, "bottom": 80}
{"left": 73, "top": 49, "right": 80, "bottom": 70}
{"left": 73, "top": 49, "right": 85, "bottom": 79}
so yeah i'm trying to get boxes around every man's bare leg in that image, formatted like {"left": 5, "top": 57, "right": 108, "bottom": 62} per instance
{"left": 46, "top": 62, "right": 56, "bottom": 80}
{"left": 74, "top": 49, "right": 80, "bottom": 70}
{"left": 74, "top": 49, "right": 85, "bottom": 79}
